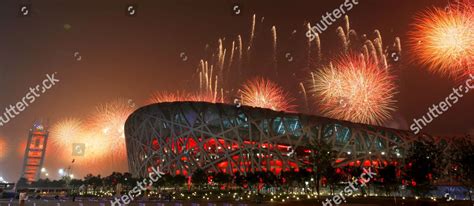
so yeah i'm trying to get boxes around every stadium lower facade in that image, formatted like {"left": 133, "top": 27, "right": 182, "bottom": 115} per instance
{"left": 124, "top": 102, "right": 466, "bottom": 177}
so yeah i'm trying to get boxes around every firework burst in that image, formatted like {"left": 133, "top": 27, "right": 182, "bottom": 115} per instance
{"left": 311, "top": 54, "right": 397, "bottom": 125}
{"left": 147, "top": 91, "right": 191, "bottom": 104}
{"left": 50, "top": 118, "right": 84, "bottom": 149}
{"left": 75, "top": 131, "right": 110, "bottom": 162}
{"left": 0, "top": 137, "right": 7, "bottom": 161}
{"left": 50, "top": 118, "right": 112, "bottom": 165}
{"left": 240, "top": 77, "right": 295, "bottom": 112}
{"left": 189, "top": 92, "right": 224, "bottom": 103}
{"left": 88, "top": 99, "right": 134, "bottom": 159}
{"left": 410, "top": 2, "right": 474, "bottom": 78}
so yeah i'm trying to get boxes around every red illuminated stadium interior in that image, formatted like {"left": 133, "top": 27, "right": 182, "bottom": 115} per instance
{"left": 144, "top": 137, "right": 393, "bottom": 176}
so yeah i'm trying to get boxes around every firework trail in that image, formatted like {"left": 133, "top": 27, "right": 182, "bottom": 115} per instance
{"left": 374, "top": 30, "right": 385, "bottom": 62}
{"left": 311, "top": 72, "right": 316, "bottom": 86}
{"left": 228, "top": 41, "right": 235, "bottom": 70}
{"left": 337, "top": 27, "right": 348, "bottom": 53}
{"left": 196, "top": 14, "right": 286, "bottom": 102}
{"left": 238, "top": 34, "right": 243, "bottom": 74}
{"left": 240, "top": 77, "right": 295, "bottom": 112}
{"left": 410, "top": 1, "right": 474, "bottom": 79}
{"left": 345, "top": 15, "right": 351, "bottom": 35}
{"left": 307, "top": 23, "right": 322, "bottom": 66}
{"left": 310, "top": 54, "right": 397, "bottom": 125}
{"left": 197, "top": 60, "right": 223, "bottom": 102}
{"left": 218, "top": 39, "right": 226, "bottom": 82}
{"left": 190, "top": 14, "right": 402, "bottom": 126}
{"left": 335, "top": 16, "right": 401, "bottom": 70}
{"left": 366, "top": 40, "right": 379, "bottom": 66}
{"left": 248, "top": 14, "right": 256, "bottom": 52}
{"left": 271, "top": 26, "right": 278, "bottom": 74}
{"left": 299, "top": 82, "right": 309, "bottom": 113}
{"left": 394, "top": 37, "right": 402, "bottom": 55}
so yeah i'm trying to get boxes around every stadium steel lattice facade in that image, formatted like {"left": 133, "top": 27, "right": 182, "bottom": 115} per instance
{"left": 125, "top": 102, "right": 468, "bottom": 177}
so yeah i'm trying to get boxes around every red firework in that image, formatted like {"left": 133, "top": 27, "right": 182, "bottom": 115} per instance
{"left": 410, "top": 1, "right": 474, "bottom": 79}
{"left": 87, "top": 99, "right": 134, "bottom": 160}
{"left": 240, "top": 77, "right": 296, "bottom": 112}
{"left": 311, "top": 54, "right": 397, "bottom": 125}
{"left": 147, "top": 91, "right": 192, "bottom": 104}
{"left": 148, "top": 91, "right": 223, "bottom": 104}
{"left": 189, "top": 92, "right": 223, "bottom": 103}
{"left": 0, "top": 137, "right": 7, "bottom": 161}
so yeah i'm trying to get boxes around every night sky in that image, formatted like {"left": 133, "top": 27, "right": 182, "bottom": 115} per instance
{"left": 0, "top": 0, "right": 472, "bottom": 181}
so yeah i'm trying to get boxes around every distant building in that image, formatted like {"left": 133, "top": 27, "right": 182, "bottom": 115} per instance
{"left": 20, "top": 123, "right": 49, "bottom": 183}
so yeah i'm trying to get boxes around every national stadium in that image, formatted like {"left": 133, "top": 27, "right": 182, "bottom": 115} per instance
{"left": 124, "top": 102, "right": 467, "bottom": 178}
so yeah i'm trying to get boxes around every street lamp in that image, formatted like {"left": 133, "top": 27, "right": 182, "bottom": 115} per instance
{"left": 0, "top": 176, "right": 7, "bottom": 183}
{"left": 40, "top": 168, "right": 48, "bottom": 178}
{"left": 58, "top": 168, "right": 65, "bottom": 176}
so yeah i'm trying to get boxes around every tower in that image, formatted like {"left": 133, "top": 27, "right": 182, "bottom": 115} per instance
{"left": 20, "top": 123, "right": 49, "bottom": 183}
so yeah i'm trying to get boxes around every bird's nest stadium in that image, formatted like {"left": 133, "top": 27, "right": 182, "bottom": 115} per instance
{"left": 124, "top": 102, "right": 468, "bottom": 177}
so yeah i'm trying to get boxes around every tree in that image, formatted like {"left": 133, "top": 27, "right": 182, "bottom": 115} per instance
{"left": 84, "top": 174, "right": 103, "bottom": 194}
{"left": 262, "top": 171, "right": 278, "bottom": 189}
{"left": 379, "top": 165, "right": 398, "bottom": 196}
{"left": 213, "top": 172, "right": 231, "bottom": 190}
{"left": 31, "top": 178, "right": 51, "bottom": 188}
{"left": 280, "top": 170, "right": 293, "bottom": 192}
{"left": 245, "top": 172, "right": 259, "bottom": 191}
{"left": 325, "top": 166, "right": 344, "bottom": 195}
{"left": 104, "top": 172, "right": 123, "bottom": 190}
{"left": 16, "top": 178, "right": 30, "bottom": 189}
{"left": 162, "top": 174, "right": 174, "bottom": 188}
{"left": 69, "top": 179, "right": 84, "bottom": 193}
{"left": 451, "top": 139, "right": 474, "bottom": 204}
{"left": 344, "top": 166, "right": 364, "bottom": 195}
{"left": 121, "top": 173, "right": 136, "bottom": 189}
{"left": 51, "top": 179, "right": 67, "bottom": 188}
{"left": 154, "top": 173, "right": 167, "bottom": 192}
{"left": 191, "top": 169, "right": 208, "bottom": 189}
{"left": 308, "top": 137, "right": 336, "bottom": 197}
{"left": 234, "top": 172, "right": 246, "bottom": 189}
{"left": 297, "top": 168, "right": 312, "bottom": 189}
{"left": 403, "top": 141, "right": 442, "bottom": 197}
{"left": 173, "top": 175, "right": 187, "bottom": 191}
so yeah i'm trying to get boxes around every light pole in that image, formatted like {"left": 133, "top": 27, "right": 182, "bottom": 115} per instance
{"left": 58, "top": 168, "right": 65, "bottom": 178}
{"left": 40, "top": 168, "right": 48, "bottom": 179}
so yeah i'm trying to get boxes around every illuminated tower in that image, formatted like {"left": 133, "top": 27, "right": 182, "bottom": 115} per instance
{"left": 20, "top": 123, "right": 49, "bottom": 183}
